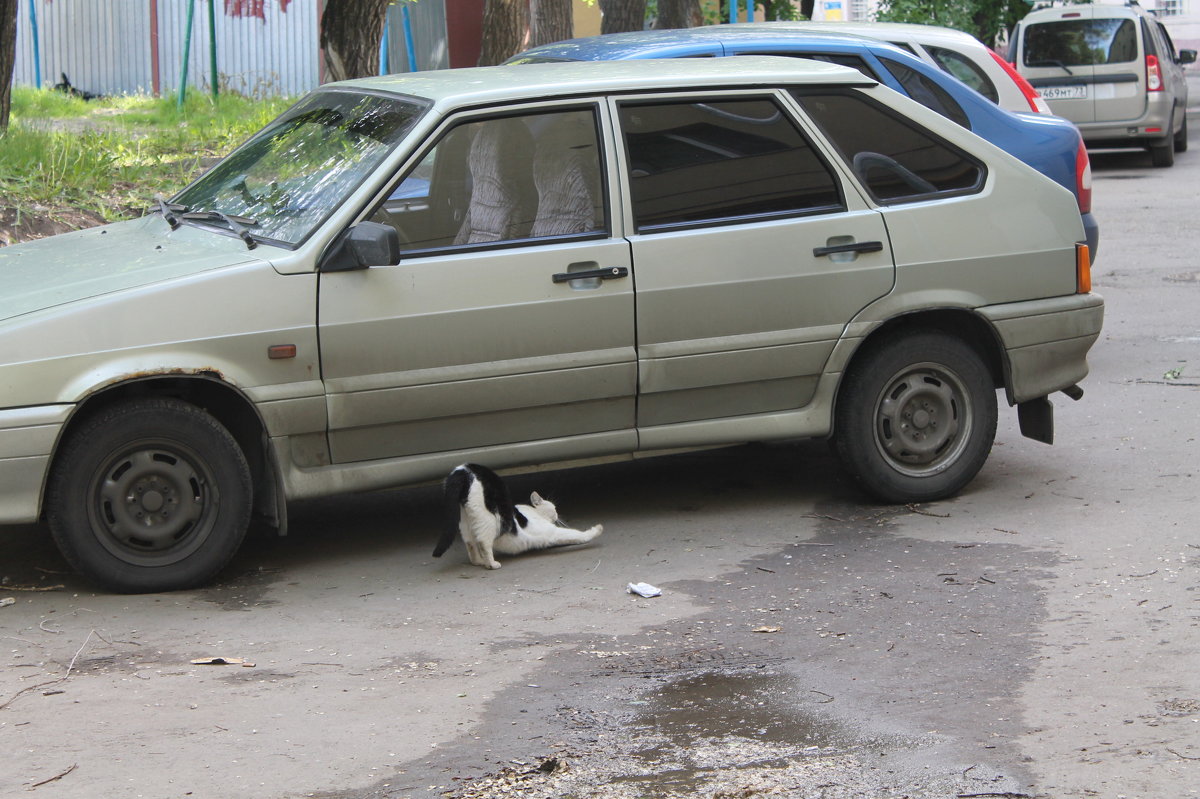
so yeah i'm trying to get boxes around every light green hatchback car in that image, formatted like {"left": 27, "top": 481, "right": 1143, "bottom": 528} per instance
{"left": 0, "top": 58, "right": 1103, "bottom": 592}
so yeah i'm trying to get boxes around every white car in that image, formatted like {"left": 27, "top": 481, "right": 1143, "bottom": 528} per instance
{"left": 758, "top": 21, "right": 1053, "bottom": 114}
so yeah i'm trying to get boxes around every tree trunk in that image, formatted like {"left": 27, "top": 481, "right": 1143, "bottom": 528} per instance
{"left": 320, "top": 0, "right": 391, "bottom": 82}
{"left": 530, "top": 0, "right": 573, "bottom": 48}
{"left": 600, "top": 0, "right": 646, "bottom": 34}
{"left": 654, "top": 0, "right": 701, "bottom": 30}
{"left": 0, "top": 0, "right": 17, "bottom": 132}
{"left": 800, "top": 0, "right": 815, "bottom": 20}
{"left": 478, "top": 0, "right": 529, "bottom": 66}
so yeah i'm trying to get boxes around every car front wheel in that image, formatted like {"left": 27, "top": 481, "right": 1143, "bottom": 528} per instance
{"left": 833, "top": 331, "right": 997, "bottom": 504}
{"left": 46, "top": 398, "right": 253, "bottom": 593}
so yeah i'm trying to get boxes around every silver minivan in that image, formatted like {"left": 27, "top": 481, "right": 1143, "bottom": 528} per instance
{"left": 1011, "top": 1, "right": 1196, "bottom": 166}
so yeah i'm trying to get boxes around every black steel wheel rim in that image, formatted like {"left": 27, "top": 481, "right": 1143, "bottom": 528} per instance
{"left": 872, "top": 362, "right": 974, "bottom": 478}
{"left": 85, "top": 438, "right": 220, "bottom": 567}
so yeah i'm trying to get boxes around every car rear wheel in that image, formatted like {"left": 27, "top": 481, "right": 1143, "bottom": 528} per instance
{"left": 833, "top": 331, "right": 997, "bottom": 504}
{"left": 46, "top": 399, "right": 252, "bottom": 593}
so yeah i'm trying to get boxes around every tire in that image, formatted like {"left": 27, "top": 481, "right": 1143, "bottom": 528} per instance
{"left": 46, "top": 399, "right": 252, "bottom": 593}
{"left": 833, "top": 331, "right": 998, "bottom": 504}
{"left": 1150, "top": 118, "right": 1175, "bottom": 167}
{"left": 1175, "top": 115, "right": 1188, "bottom": 154}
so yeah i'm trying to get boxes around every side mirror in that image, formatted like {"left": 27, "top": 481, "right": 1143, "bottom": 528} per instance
{"left": 320, "top": 221, "right": 401, "bottom": 272}
{"left": 1179, "top": 49, "right": 1197, "bottom": 66}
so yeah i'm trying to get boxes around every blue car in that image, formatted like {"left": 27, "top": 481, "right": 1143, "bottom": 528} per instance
{"left": 508, "top": 25, "right": 1099, "bottom": 259}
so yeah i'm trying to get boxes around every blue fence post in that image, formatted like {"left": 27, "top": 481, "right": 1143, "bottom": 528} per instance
{"left": 401, "top": 3, "right": 417, "bottom": 73}
{"left": 28, "top": 0, "right": 41, "bottom": 89}
{"left": 380, "top": 16, "right": 390, "bottom": 74}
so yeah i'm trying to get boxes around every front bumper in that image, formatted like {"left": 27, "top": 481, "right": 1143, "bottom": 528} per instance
{"left": 0, "top": 405, "right": 71, "bottom": 524}
{"left": 978, "top": 292, "right": 1105, "bottom": 405}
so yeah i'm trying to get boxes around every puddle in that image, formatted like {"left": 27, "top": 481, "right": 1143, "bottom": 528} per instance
{"left": 637, "top": 671, "right": 842, "bottom": 749}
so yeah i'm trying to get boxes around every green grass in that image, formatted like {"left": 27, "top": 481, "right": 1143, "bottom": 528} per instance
{"left": 1, "top": 87, "right": 293, "bottom": 220}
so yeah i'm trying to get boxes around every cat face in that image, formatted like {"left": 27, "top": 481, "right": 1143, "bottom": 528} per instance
{"left": 528, "top": 491, "right": 558, "bottom": 522}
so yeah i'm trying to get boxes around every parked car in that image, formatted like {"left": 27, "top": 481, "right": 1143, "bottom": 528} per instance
{"left": 1010, "top": 1, "right": 1195, "bottom": 166}
{"left": 753, "top": 20, "right": 1055, "bottom": 115}
{"left": 0, "top": 58, "right": 1103, "bottom": 592}
{"left": 508, "top": 24, "right": 1098, "bottom": 259}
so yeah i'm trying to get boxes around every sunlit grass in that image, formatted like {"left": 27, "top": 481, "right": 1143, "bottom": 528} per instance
{"left": 2, "top": 88, "right": 294, "bottom": 220}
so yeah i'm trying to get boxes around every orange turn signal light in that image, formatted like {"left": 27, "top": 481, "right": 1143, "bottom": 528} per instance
{"left": 1076, "top": 244, "right": 1091, "bottom": 294}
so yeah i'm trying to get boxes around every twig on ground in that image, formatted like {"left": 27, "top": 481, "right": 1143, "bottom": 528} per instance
{"left": 30, "top": 763, "right": 77, "bottom": 789}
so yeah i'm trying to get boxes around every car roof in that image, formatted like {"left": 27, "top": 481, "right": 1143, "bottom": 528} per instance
{"left": 756, "top": 21, "right": 984, "bottom": 47}
{"left": 510, "top": 24, "right": 919, "bottom": 62}
{"left": 335, "top": 56, "right": 875, "bottom": 109}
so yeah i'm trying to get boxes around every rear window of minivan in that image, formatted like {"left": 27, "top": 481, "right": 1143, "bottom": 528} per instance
{"left": 1023, "top": 18, "right": 1138, "bottom": 67}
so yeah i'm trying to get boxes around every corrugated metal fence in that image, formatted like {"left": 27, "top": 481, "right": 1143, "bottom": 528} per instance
{"left": 13, "top": 0, "right": 324, "bottom": 98}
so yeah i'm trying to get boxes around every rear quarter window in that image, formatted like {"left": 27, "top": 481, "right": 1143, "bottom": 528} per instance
{"left": 877, "top": 56, "right": 972, "bottom": 129}
{"left": 791, "top": 89, "right": 984, "bottom": 204}
{"left": 925, "top": 45, "right": 1000, "bottom": 103}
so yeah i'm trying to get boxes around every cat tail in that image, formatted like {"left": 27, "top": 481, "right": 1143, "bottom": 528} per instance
{"left": 434, "top": 466, "right": 473, "bottom": 557}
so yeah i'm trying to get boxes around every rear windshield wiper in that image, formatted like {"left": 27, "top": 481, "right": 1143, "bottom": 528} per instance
{"left": 155, "top": 196, "right": 187, "bottom": 230}
{"left": 181, "top": 210, "right": 260, "bottom": 250}
{"left": 1027, "top": 59, "right": 1075, "bottom": 75}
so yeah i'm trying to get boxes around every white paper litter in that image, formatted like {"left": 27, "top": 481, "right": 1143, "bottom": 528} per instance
{"left": 626, "top": 582, "right": 662, "bottom": 598}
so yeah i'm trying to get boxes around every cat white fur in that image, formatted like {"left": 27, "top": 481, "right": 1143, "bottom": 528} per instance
{"left": 434, "top": 463, "right": 602, "bottom": 570}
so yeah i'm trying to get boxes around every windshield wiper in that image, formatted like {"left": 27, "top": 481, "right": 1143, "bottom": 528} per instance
{"left": 155, "top": 196, "right": 187, "bottom": 230}
{"left": 181, "top": 210, "right": 260, "bottom": 250}
{"left": 1028, "top": 59, "right": 1075, "bottom": 75}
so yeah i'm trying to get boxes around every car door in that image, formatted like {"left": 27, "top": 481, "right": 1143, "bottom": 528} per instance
{"left": 317, "top": 104, "right": 637, "bottom": 464}
{"left": 611, "top": 92, "right": 895, "bottom": 433}
{"left": 792, "top": 87, "right": 1078, "bottom": 312}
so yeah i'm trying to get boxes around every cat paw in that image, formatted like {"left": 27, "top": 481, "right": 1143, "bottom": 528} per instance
{"left": 487, "top": 560, "right": 502, "bottom": 570}
{"left": 589, "top": 524, "right": 604, "bottom": 538}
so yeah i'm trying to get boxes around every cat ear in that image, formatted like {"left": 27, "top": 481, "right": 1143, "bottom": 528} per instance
{"left": 530, "top": 491, "right": 543, "bottom": 506}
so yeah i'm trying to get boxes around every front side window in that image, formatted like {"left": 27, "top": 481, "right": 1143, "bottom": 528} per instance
{"left": 369, "top": 108, "right": 606, "bottom": 252}
{"left": 878, "top": 56, "right": 971, "bottom": 129}
{"left": 175, "top": 90, "right": 426, "bottom": 246}
{"left": 925, "top": 45, "right": 999, "bottom": 103}
{"left": 618, "top": 97, "right": 843, "bottom": 231}
{"left": 793, "top": 90, "right": 983, "bottom": 204}
{"left": 1023, "top": 19, "right": 1138, "bottom": 67}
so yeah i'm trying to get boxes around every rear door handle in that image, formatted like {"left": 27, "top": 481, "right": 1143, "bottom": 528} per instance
{"left": 813, "top": 241, "right": 884, "bottom": 258}
{"left": 552, "top": 266, "right": 629, "bottom": 283}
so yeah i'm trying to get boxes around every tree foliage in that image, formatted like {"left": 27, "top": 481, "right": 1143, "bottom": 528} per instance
{"left": 874, "top": 0, "right": 1028, "bottom": 47}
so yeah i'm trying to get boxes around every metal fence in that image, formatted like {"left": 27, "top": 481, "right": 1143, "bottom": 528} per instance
{"left": 13, "top": 0, "right": 323, "bottom": 98}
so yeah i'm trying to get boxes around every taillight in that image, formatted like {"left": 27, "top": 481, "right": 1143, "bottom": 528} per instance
{"left": 1147, "top": 54, "right": 1163, "bottom": 91}
{"left": 1075, "top": 138, "right": 1092, "bottom": 214}
{"left": 988, "top": 47, "right": 1051, "bottom": 114}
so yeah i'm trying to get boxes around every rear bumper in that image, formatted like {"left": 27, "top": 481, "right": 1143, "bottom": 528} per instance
{"left": 0, "top": 405, "right": 70, "bottom": 525}
{"left": 1078, "top": 94, "right": 1179, "bottom": 145}
{"left": 978, "top": 293, "right": 1105, "bottom": 405}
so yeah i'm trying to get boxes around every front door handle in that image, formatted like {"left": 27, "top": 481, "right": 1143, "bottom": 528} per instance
{"left": 813, "top": 240, "right": 884, "bottom": 258}
{"left": 552, "top": 266, "right": 629, "bottom": 283}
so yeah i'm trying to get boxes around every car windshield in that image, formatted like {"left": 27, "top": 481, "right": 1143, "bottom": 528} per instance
{"left": 173, "top": 90, "right": 427, "bottom": 246}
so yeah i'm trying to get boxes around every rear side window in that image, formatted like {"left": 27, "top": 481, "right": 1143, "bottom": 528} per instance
{"left": 1023, "top": 19, "right": 1139, "bottom": 67}
{"left": 740, "top": 51, "right": 877, "bottom": 80}
{"left": 792, "top": 90, "right": 984, "bottom": 204}
{"left": 618, "top": 98, "right": 843, "bottom": 231}
{"left": 878, "top": 56, "right": 971, "bottom": 129}
{"left": 925, "top": 45, "right": 1000, "bottom": 103}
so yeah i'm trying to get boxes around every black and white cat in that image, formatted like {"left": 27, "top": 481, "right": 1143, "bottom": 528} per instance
{"left": 433, "top": 463, "right": 603, "bottom": 569}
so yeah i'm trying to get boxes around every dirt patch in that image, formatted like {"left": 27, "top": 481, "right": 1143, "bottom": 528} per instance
{"left": 0, "top": 205, "right": 108, "bottom": 247}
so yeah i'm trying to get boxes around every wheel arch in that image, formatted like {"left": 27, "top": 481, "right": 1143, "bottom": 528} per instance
{"left": 833, "top": 308, "right": 1008, "bottom": 430}
{"left": 49, "top": 374, "right": 284, "bottom": 532}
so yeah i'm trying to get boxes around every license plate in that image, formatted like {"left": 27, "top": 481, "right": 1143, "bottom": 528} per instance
{"left": 1040, "top": 84, "right": 1088, "bottom": 101}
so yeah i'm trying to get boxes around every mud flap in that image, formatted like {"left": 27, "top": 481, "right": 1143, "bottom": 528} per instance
{"left": 1017, "top": 396, "right": 1054, "bottom": 445}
